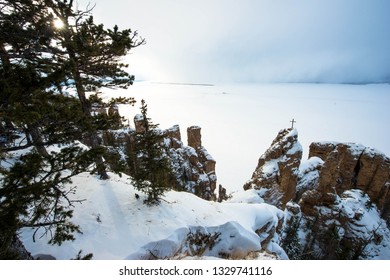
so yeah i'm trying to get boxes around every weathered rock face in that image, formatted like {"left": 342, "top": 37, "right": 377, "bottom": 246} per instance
{"left": 283, "top": 189, "right": 390, "bottom": 260}
{"left": 304, "top": 142, "right": 390, "bottom": 221}
{"left": 246, "top": 135, "right": 390, "bottom": 222}
{"left": 134, "top": 114, "right": 146, "bottom": 133}
{"left": 166, "top": 126, "right": 217, "bottom": 200}
{"left": 296, "top": 142, "right": 390, "bottom": 258}
{"left": 243, "top": 128, "right": 302, "bottom": 208}
{"left": 187, "top": 126, "right": 202, "bottom": 149}
{"left": 245, "top": 129, "right": 390, "bottom": 259}
{"left": 310, "top": 142, "right": 365, "bottom": 194}
{"left": 103, "top": 116, "right": 218, "bottom": 201}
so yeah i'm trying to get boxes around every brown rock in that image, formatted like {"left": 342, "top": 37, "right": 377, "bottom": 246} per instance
{"left": 309, "top": 142, "right": 366, "bottom": 194}
{"left": 187, "top": 126, "right": 202, "bottom": 149}
{"left": 286, "top": 201, "right": 301, "bottom": 215}
{"left": 356, "top": 148, "right": 390, "bottom": 202}
{"left": 134, "top": 114, "right": 145, "bottom": 133}
{"left": 243, "top": 128, "right": 302, "bottom": 208}
{"left": 308, "top": 142, "right": 337, "bottom": 161}
{"left": 306, "top": 142, "right": 390, "bottom": 222}
{"left": 167, "top": 125, "right": 181, "bottom": 141}
{"left": 166, "top": 126, "right": 217, "bottom": 201}
{"left": 164, "top": 125, "right": 182, "bottom": 149}
{"left": 218, "top": 184, "right": 228, "bottom": 202}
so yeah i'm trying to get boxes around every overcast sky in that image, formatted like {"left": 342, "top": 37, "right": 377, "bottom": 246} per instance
{"left": 78, "top": 0, "right": 390, "bottom": 84}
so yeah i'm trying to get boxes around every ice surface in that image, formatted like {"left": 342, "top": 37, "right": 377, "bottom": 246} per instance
{"left": 100, "top": 82, "right": 390, "bottom": 191}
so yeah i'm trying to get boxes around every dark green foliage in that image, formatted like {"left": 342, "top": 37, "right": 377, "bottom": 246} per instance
{"left": 103, "top": 145, "right": 127, "bottom": 175}
{"left": 280, "top": 217, "right": 302, "bottom": 260}
{"left": 0, "top": 0, "right": 143, "bottom": 258}
{"left": 297, "top": 208, "right": 386, "bottom": 260}
{"left": 128, "top": 100, "right": 174, "bottom": 205}
{"left": 71, "top": 250, "right": 93, "bottom": 260}
{"left": 0, "top": 235, "right": 33, "bottom": 260}
{"left": 41, "top": 0, "right": 144, "bottom": 179}
{"left": 88, "top": 93, "right": 135, "bottom": 131}
{"left": 300, "top": 215, "right": 344, "bottom": 260}
{"left": 0, "top": 146, "right": 98, "bottom": 248}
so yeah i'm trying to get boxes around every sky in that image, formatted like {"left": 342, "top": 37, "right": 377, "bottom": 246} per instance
{"left": 78, "top": 0, "right": 390, "bottom": 84}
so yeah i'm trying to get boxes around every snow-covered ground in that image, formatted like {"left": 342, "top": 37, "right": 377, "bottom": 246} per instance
{"left": 21, "top": 172, "right": 284, "bottom": 260}
{"left": 102, "top": 82, "right": 390, "bottom": 192}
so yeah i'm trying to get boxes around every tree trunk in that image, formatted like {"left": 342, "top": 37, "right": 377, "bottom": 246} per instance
{"left": 1, "top": 42, "right": 49, "bottom": 158}
{"left": 67, "top": 48, "right": 109, "bottom": 179}
{"left": 0, "top": 41, "right": 11, "bottom": 71}
{"left": 27, "top": 125, "right": 49, "bottom": 158}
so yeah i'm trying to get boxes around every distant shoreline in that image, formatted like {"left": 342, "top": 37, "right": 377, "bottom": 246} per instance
{"left": 151, "top": 82, "right": 215, "bottom": 87}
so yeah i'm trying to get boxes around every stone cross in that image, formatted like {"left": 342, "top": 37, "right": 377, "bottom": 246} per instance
{"left": 290, "top": 118, "right": 296, "bottom": 128}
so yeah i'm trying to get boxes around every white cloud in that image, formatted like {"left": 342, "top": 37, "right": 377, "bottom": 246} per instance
{"left": 79, "top": 0, "right": 390, "bottom": 83}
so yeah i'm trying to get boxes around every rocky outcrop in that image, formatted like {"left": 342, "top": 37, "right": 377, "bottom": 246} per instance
{"left": 309, "top": 142, "right": 366, "bottom": 194}
{"left": 243, "top": 128, "right": 302, "bottom": 208}
{"left": 244, "top": 129, "right": 390, "bottom": 222}
{"left": 103, "top": 113, "right": 218, "bottom": 201}
{"left": 283, "top": 188, "right": 390, "bottom": 260}
{"left": 166, "top": 126, "right": 217, "bottom": 200}
{"left": 295, "top": 142, "right": 390, "bottom": 259}
{"left": 187, "top": 126, "right": 202, "bottom": 149}
{"left": 244, "top": 129, "right": 390, "bottom": 259}
{"left": 134, "top": 113, "right": 146, "bottom": 133}
{"left": 302, "top": 142, "right": 390, "bottom": 222}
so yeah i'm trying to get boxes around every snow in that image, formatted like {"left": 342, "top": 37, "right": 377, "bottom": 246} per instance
{"left": 228, "top": 189, "right": 264, "bottom": 204}
{"left": 134, "top": 113, "right": 144, "bottom": 121}
{"left": 346, "top": 143, "right": 366, "bottom": 156}
{"left": 126, "top": 221, "right": 263, "bottom": 260}
{"left": 101, "top": 82, "right": 390, "bottom": 192}
{"left": 12, "top": 81, "right": 390, "bottom": 260}
{"left": 286, "top": 142, "right": 302, "bottom": 155}
{"left": 299, "top": 156, "right": 324, "bottom": 173}
{"left": 21, "top": 172, "right": 284, "bottom": 260}
{"left": 261, "top": 160, "right": 279, "bottom": 177}
{"left": 338, "top": 190, "right": 390, "bottom": 259}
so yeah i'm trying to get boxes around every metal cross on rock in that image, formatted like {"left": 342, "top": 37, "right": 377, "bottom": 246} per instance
{"left": 290, "top": 118, "right": 296, "bottom": 128}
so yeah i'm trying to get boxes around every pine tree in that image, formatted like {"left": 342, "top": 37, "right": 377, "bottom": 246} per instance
{"left": 128, "top": 100, "right": 174, "bottom": 205}
{"left": 0, "top": 0, "right": 99, "bottom": 258}
{"left": 45, "top": 0, "right": 144, "bottom": 179}
{"left": 0, "top": 0, "right": 65, "bottom": 156}
{"left": 281, "top": 217, "right": 302, "bottom": 260}
{"left": 0, "top": 0, "right": 143, "bottom": 258}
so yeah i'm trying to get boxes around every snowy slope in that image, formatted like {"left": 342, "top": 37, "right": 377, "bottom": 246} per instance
{"left": 21, "top": 172, "right": 284, "bottom": 260}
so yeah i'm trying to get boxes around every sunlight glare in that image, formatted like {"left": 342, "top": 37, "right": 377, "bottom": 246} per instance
{"left": 53, "top": 18, "right": 65, "bottom": 29}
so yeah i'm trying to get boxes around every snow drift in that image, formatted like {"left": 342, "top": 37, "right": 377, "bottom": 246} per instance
{"left": 21, "top": 172, "right": 285, "bottom": 260}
